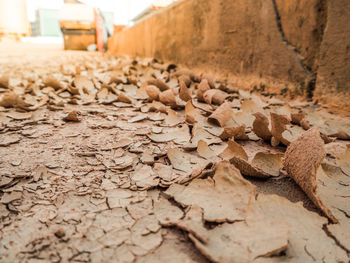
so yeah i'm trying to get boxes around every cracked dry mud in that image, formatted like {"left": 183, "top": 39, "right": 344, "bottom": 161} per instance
{"left": 0, "top": 47, "right": 350, "bottom": 263}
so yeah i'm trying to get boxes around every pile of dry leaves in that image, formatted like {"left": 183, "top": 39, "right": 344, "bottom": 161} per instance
{"left": 0, "top": 51, "right": 349, "bottom": 262}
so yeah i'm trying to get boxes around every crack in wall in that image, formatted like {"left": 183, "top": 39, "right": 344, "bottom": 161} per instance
{"left": 271, "top": 0, "right": 328, "bottom": 99}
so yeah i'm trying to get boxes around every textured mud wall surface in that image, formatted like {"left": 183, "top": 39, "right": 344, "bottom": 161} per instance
{"left": 315, "top": 0, "right": 350, "bottom": 112}
{"left": 109, "top": 0, "right": 350, "bottom": 114}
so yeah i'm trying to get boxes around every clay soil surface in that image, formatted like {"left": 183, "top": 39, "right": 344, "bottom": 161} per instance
{"left": 0, "top": 43, "right": 350, "bottom": 263}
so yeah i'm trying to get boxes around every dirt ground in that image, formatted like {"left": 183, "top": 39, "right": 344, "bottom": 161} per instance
{"left": 0, "top": 43, "right": 349, "bottom": 263}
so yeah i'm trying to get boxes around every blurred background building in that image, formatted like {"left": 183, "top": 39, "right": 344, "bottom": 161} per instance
{"left": 0, "top": 0, "right": 176, "bottom": 49}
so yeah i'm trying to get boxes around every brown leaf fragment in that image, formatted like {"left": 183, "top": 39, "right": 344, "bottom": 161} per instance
{"left": 165, "top": 161, "right": 256, "bottom": 222}
{"left": 145, "top": 85, "right": 160, "bottom": 101}
{"left": 196, "top": 79, "right": 210, "bottom": 102}
{"left": 219, "top": 125, "right": 249, "bottom": 140}
{"left": 208, "top": 102, "right": 232, "bottom": 127}
{"left": 252, "top": 112, "right": 272, "bottom": 141}
{"left": 159, "top": 89, "right": 177, "bottom": 107}
{"left": 336, "top": 144, "right": 350, "bottom": 176}
{"left": 283, "top": 127, "right": 338, "bottom": 223}
{"left": 203, "top": 89, "right": 228, "bottom": 105}
{"left": 63, "top": 110, "right": 81, "bottom": 122}
{"left": 179, "top": 79, "right": 192, "bottom": 102}
{"left": 147, "top": 79, "right": 169, "bottom": 91}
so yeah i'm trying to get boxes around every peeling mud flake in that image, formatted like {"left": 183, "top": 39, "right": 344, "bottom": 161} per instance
{"left": 63, "top": 110, "right": 81, "bottom": 122}
{"left": 0, "top": 134, "right": 21, "bottom": 146}
{"left": 253, "top": 195, "right": 348, "bottom": 263}
{"left": 221, "top": 139, "right": 283, "bottom": 178}
{"left": 208, "top": 102, "right": 232, "bottom": 127}
{"left": 131, "top": 164, "right": 159, "bottom": 189}
{"left": 336, "top": 144, "right": 350, "bottom": 176}
{"left": 165, "top": 161, "right": 256, "bottom": 223}
{"left": 283, "top": 127, "right": 337, "bottom": 222}
{"left": 189, "top": 218, "right": 288, "bottom": 263}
